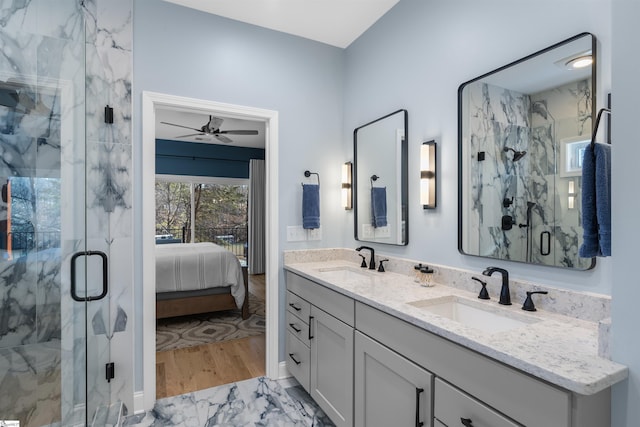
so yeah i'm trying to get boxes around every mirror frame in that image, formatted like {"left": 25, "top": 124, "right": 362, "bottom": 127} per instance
{"left": 457, "top": 32, "right": 597, "bottom": 269}
{"left": 354, "top": 109, "right": 409, "bottom": 246}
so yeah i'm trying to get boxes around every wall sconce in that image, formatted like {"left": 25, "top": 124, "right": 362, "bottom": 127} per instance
{"left": 568, "top": 179, "right": 576, "bottom": 209}
{"left": 342, "top": 161, "right": 353, "bottom": 210}
{"left": 420, "top": 140, "right": 437, "bottom": 209}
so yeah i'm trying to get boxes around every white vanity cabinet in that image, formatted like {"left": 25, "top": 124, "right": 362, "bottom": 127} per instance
{"left": 285, "top": 270, "right": 611, "bottom": 427}
{"left": 354, "top": 331, "right": 433, "bottom": 427}
{"left": 285, "top": 272, "right": 355, "bottom": 427}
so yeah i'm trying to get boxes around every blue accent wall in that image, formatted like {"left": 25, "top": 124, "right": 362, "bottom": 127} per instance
{"left": 156, "top": 138, "right": 265, "bottom": 178}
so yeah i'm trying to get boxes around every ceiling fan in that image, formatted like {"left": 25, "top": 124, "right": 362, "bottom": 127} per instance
{"left": 161, "top": 115, "right": 258, "bottom": 143}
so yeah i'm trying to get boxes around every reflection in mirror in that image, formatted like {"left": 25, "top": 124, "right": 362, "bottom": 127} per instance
{"left": 458, "top": 33, "right": 596, "bottom": 270}
{"left": 354, "top": 109, "right": 408, "bottom": 245}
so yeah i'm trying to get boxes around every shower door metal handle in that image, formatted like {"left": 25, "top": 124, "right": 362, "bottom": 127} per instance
{"left": 71, "top": 251, "right": 109, "bottom": 302}
{"left": 540, "top": 231, "right": 551, "bottom": 256}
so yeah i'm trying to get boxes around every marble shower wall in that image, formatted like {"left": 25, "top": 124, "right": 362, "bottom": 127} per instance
{"left": 0, "top": 0, "right": 133, "bottom": 425}
{"left": 465, "top": 79, "right": 592, "bottom": 269}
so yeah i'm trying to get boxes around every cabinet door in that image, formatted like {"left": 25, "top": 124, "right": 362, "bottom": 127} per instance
{"left": 354, "top": 331, "right": 433, "bottom": 427}
{"left": 310, "top": 306, "right": 354, "bottom": 427}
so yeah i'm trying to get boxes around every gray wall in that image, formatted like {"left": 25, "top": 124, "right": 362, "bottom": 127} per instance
{"left": 133, "top": 0, "right": 345, "bottom": 388}
{"left": 343, "top": 0, "right": 612, "bottom": 293}
{"left": 611, "top": 0, "right": 640, "bottom": 425}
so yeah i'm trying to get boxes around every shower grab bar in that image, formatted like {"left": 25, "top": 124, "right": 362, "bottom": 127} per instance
{"left": 70, "top": 251, "right": 108, "bottom": 302}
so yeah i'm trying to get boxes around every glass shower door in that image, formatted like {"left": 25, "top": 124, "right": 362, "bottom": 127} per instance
{"left": 0, "top": 1, "right": 112, "bottom": 426}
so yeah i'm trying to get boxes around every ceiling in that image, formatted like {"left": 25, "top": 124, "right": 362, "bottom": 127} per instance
{"left": 156, "top": 108, "right": 266, "bottom": 149}
{"left": 162, "top": 0, "right": 400, "bottom": 48}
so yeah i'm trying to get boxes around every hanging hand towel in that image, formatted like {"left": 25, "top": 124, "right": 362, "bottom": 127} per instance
{"left": 579, "top": 142, "right": 611, "bottom": 257}
{"left": 302, "top": 184, "right": 320, "bottom": 229}
{"left": 371, "top": 187, "right": 388, "bottom": 228}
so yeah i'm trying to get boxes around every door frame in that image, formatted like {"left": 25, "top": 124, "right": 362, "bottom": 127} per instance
{"left": 140, "top": 91, "right": 279, "bottom": 410}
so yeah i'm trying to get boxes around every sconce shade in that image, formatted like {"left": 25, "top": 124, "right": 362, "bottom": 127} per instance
{"left": 342, "top": 161, "right": 353, "bottom": 210}
{"left": 420, "top": 141, "right": 437, "bottom": 209}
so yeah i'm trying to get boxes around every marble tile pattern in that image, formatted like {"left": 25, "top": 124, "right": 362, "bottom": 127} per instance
{"left": 463, "top": 79, "right": 592, "bottom": 269}
{"left": 283, "top": 249, "right": 626, "bottom": 395}
{"left": 0, "top": 0, "right": 134, "bottom": 424}
{"left": 123, "top": 377, "right": 335, "bottom": 427}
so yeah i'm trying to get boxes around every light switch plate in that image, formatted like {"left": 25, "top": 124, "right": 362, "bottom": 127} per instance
{"left": 307, "top": 226, "right": 322, "bottom": 241}
{"left": 287, "top": 225, "right": 306, "bottom": 242}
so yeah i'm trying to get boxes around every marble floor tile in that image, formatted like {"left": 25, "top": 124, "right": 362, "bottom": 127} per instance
{"left": 123, "top": 377, "right": 335, "bottom": 427}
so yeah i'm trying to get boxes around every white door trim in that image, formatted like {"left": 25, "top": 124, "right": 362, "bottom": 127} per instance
{"left": 140, "top": 91, "right": 279, "bottom": 411}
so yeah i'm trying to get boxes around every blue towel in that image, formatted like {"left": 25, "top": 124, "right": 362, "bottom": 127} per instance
{"left": 371, "top": 187, "right": 388, "bottom": 228}
{"left": 302, "top": 184, "right": 320, "bottom": 229}
{"left": 579, "top": 142, "right": 611, "bottom": 257}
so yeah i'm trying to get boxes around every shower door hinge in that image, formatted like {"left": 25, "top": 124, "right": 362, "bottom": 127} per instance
{"left": 104, "top": 105, "right": 114, "bottom": 124}
{"left": 105, "top": 362, "right": 115, "bottom": 383}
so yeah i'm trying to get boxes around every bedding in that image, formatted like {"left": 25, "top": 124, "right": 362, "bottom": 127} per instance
{"left": 155, "top": 242, "right": 245, "bottom": 308}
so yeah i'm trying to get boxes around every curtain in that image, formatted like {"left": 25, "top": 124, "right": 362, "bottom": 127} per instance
{"left": 248, "top": 159, "right": 266, "bottom": 274}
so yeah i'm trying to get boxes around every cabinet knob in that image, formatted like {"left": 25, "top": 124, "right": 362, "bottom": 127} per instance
{"left": 460, "top": 417, "right": 474, "bottom": 427}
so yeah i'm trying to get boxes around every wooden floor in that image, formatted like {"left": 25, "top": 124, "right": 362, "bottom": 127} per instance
{"left": 156, "top": 274, "right": 266, "bottom": 399}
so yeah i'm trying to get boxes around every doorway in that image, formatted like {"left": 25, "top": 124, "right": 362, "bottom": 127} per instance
{"left": 140, "top": 92, "right": 279, "bottom": 411}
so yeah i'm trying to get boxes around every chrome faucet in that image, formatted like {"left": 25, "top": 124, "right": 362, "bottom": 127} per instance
{"left": 355, "top": 246, "right": 376, "bottom": 270}
{"left": 482, "top": 267, "right": 511, "bottom": 305}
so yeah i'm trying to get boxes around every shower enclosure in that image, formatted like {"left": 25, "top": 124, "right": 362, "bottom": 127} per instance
{"left": 0, "top": 1, "right": 133, "bottom": 426}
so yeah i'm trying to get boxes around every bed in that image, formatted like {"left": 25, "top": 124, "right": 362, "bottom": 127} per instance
{"left": 155, "top": 242, "right": 249, "bottom": 320}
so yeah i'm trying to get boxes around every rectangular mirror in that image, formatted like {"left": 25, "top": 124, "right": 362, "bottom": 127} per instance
{"left": 354, "top": 109, "right": 408, "bottom": 245}
{"left": 458, "top": 33, "right": 596, "bottom": 269}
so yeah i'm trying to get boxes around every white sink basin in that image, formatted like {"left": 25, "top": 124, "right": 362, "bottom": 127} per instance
{"left": 408, "top": 295, "right": 538, "bottom": 334}
{"left": 315, "top": 266, "right": 372, "bottom": 282}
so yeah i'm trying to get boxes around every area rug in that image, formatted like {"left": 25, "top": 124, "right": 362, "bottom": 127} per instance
{"left": 156, "top": 293, "right": 265, "bottom": 352}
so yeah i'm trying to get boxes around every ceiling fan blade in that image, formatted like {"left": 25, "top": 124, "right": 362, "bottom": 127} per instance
{"left": 214, "top": 134, "right": 233, "bottom": 143}
{"left": 218, "top": 130, "right": 259, "bottom": 135}
{"left": 174, "top": 133, "right": 203, "bottom": 138}
{"left": 160, "top": 121, "right": 201, "bottom": 132}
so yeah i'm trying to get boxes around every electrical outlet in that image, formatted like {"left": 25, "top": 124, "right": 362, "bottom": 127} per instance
{"left": 307, "top": 226, "right": 322, "bottom": 241}
{"left": 376, "top": 226, "right": 391, "bottom": 238}
{"left": 287, "top": 225, "right": 306, "bottom": 242}
{"left": 362, "top": 224, "right": 374, "bottom": 238}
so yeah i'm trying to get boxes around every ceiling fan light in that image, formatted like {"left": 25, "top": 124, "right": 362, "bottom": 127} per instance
{"left": 565, "top": 55, "right": 592, "bottom": 69}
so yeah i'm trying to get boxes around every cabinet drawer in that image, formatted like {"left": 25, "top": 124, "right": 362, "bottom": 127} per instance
{"left": 286, "top": 310, "right": 310, "bottom": 346}
{"left": 435, "top": 378, "right": 521, "bottom": 427}
{"left": 286, "top": 331, "right": 310, "bottom": 391}
{"left": 286, "top": 290, "right": 311, "bottom": 321}
{"left": 287, "top": 272, "right": 354, "bottom": 326}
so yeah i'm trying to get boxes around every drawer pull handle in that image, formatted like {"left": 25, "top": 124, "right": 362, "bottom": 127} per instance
{"left": 415, "top": 387, "right": 424, "bottom": 427}
{"left": 288, "top": 353, "right": 301, "bottom": 365}
{"left": 288, "top": 302, "right": 302, "bottom": 311}
{"left": 460, "top": 418, "right": 474, "bottom": 427}
{"left": 289, "top": 323, "right": 302, "bottom": 333}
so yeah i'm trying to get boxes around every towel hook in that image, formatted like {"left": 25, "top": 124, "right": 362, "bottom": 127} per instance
{"left": 590, "top": 107, "right": 611, "bottom": 151}
{"left": 302, "top": 170, "right": 320, "bottom": 187}
{"left": 370, "top": 174, "right": 379, "bottom": 188}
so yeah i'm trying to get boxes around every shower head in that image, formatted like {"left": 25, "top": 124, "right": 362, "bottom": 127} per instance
{"left": 504, "top": 146, "right": 527, "bottom": 162}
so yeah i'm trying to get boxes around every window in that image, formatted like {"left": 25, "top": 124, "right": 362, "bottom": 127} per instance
{"left": 155, "top": 176, "right": 249, "bottom": 259}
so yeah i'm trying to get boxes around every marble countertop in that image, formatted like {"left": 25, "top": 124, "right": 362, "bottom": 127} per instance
{"left": 284, "top": 260, "right": 628, "bottom": 395}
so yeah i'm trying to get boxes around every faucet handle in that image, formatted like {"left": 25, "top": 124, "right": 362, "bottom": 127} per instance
{"left": 358, "top": 254, "right": 367, "bottom": 268}
{"left": 471, "top": 277, "right": 489, "bottom": 300}
{"left": 522, "top": 291, "right": 548, "bottom": 311}
{"left": 378, "top": 259, "right": 389, "bottom": 272}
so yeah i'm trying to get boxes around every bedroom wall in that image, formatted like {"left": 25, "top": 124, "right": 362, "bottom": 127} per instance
{"left": 133, "top": 0, "right": 345, "bottom": 390}
{"left": 156, "top": 139, "right": 265, "bottom": 178}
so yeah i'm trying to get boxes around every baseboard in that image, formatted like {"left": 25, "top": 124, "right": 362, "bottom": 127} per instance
{"left": 133, "top": 391, "right": 146, "bottom": 414}
{"left": 278, "top": 361, "right": 291, "bottom": 379}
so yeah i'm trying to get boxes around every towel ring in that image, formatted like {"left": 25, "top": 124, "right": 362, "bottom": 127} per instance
{"left": 302, "top": 170, "right": 320, "bottom": 187}
{"left": 590, "top": 108, "right": 611, "bottom": 151}
{"left": 370, "top": 175, "right": 379, "bottom": 188}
